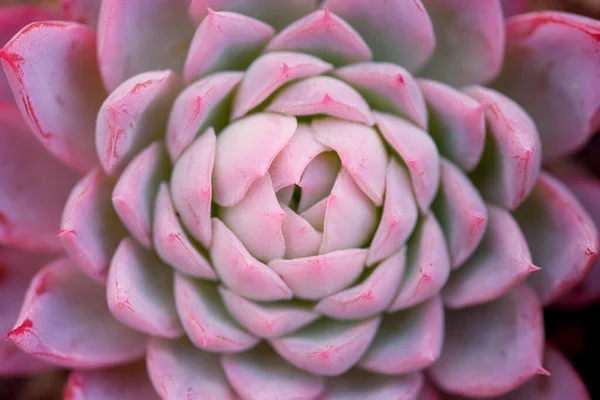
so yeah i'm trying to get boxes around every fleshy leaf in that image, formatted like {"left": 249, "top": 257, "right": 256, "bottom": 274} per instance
{"left": 319, "top": 169, "right": 378, "bottom": 254}
{"left": 375, "top": 112, "right": 440, "bottom": 211}
{"left": 270, "top": 123, "right": 329, "bottom": 191}
{"left": 360, "top": 296, "right": 443, "bottom": 375}
{"left": 333, "top": 62, "right": 427, "bottom": 129}
{"left": 297, "top": 153, "right": 341, "bottom": 213}
{"left": 266, "top": 76, "right": 374, "bottom": 125}
{"left": 429, "top": 285, "right": 545, "bottom": 398}
{"left": 107, "top": 238, "right": 183, "bottom": 338}
{"left": 443, "top": 205, "right": 537, "bottom": 308}
{"left": 514, "top": 172, "right": 599, "bottom": 305}
{"left": 466, "top": 86, "right": 541, "bottom": 210}
{"left": 492, "top": 344, "right": 591, "bottom": 400}
{"left": 112, "top": 142, "right": 170, "bottom": 248}
{"left": 189, "top": 0, "right": 317, "bottom": 31}
{"left": 493, "top": 12, "right": 600, "bottom": 161}
{"left": 64, "top": 362, "right": 159, "bottom": 400}
{"left": 220, "top": 175, "right": 287, "bottom": 262}
{"left": 212, "top": 113, "right": 297, "bottom": 207}
{"left": 0, "top": 103, "right": 78, "bottom": 252}
{"left": 219, "top": 286, "right": 319, "bottom": 338}
{"left": 8, "top": 258, "right": 147, "bottom": 368}
{"left": 60, "top": 168, "right": 126, "bottom": 282}
{"left": 1, "top": 21, "right": 106, "bottom": 171}
{"left": 269, "top": 249, "right": 368, "bottom": 300}
{"left": 266, "top": 8, "right": 372, "bottom": 66}
{"left": 96, "top": 70, "right": 180, "bottom": 176}
{"left": 0, "top": 5, "right": 61, "bottom": 103}
{"left": 281, "top": 205, "right": 324, "bottom": 259}
{"left": 270, "top": 317, "right": 381, "bottom": 376}
{"left": 419, "top": 0, "right": 505, "bottom": 87}
{"left": 170, "top": 127, "right": 215, "bottom": 248}
{"left": 367, "top": 159, "right": 418, "bottom": 266}
{"left": 315, "top": 249, "right": 406, "bottom": 320}
{"left": 210, "top": 219, "right": 293, "bottom": 301}
{"left": 320, "top": 370, "right": 424, "bottom": 400}
{"left": 153, "top": 183, "right": 217, "bottom": 280}
{"left": 418, "top": 79, "right": 485, "bottom": 172}
{"left": 174, "top": 274, "right": 259, "bottom": 353}
{"left": 97, "top": 0, "right": 195, "bottom": 91}
{"left": 323, "top": 0, "right": 435, "bottom": 71}
{"left": 432, "top": 159, "right": 487, "bottom": 269}
{"left": 388, "top": 213, "right": 450, "bottom": 311}
{"left": 147, "top": 337, "right": 236, "bottom": 400}
{"left": 311, "top": 118, "right": 387, "bottom": 206}
{"left": 0, "top": 248, "right": 54, "bottom": 376}
{"left": 222, "top": 344, "right": 325, "bottom": 400}
{"left": 554, "top": 174, "right": 600, "bottom": 308}
{"left": 61, "top": 0, "right": 102, "bottom": 30}
{"left": 166, "top": 72, "right": 242, "bottom": 161}
{"left": 184, "top": 10, "right": 275, "bottom": 83}
{"left": 233, "top": 52, "right": 333, "bottom": 119}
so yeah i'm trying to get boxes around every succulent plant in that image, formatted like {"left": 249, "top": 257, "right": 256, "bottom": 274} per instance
{"left": 1, "top": 0, "right": 600, "bottom": 398}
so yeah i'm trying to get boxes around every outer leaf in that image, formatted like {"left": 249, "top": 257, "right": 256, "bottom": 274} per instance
{"left": 554, "top": 174, "right": 600, "bottom": 308}
{"left": 0, "top": 5, "right": 61, "bottom": 103}
{"left": 147, "top": 337, "right": 236, "bottom": 400}
{"left": 333, "top": 62, "right": 428, "bottom": 129}
{"left": 219, "top": 287, "right": 319, "bottom": 338}
{"left": 320, "top": 370, "right": 423, "bottom": 400}
{"left": 466, "top": 86, "right": 541, "bottom": 210}
{"left": 174, "top": 274, "right": 259, "bottom": 353}
{"left": 429, "top": 285, "right": 546, "bottom": 398}
{"left": 96, "top": 70, "right": 180, "bottom": 176}
{"left": 166, "top": 72, "right": 242, "bottom": 161}
{"left": 97, "top": 0, "right": 195, "bottom": 91}
{"left": 184, "top": 10, "right": 275, "bottom": 83}
{"left": 443, "top": 205, "right": 538, "bottom": 308}
{"left": 375, "top": 112, "right": 440, "bottom": 212}
{"left": 360, "top": 295, "right": 443, "bottom": 374}
{"left": 222, "top": 344, "right": 325, "bottom": 400}
{"left": 419, "top": 0, "right": 505, "bottom": 87}
{"left": 8, "top": 258, "right": 147, "bottom": 368}
{"left": 432, "top": 159, "right": 487, "bottom": 269}
{"left": 493, "top": 12, "right": 600, "bottom": 161}
{"left": 388, "top": 213, "right": 450, "bottom": 311}
{"left": 153, "top": 183, "right": 217, "bottom": 280}
{"left": 170, "top": 127, "right": 216, "bottom": 248}
{"left": 1, "top": 21, "right": 106, "bottom": 171}
{"left": 107, "top": 238, "right": 183, "bottom": 338}
{"left": 64, "top": 362, "right": 159, "bottom": 400}
{"left": 270, "top": 317, "right": 381, "bottom": 376}
{"left": 0, "top": 248, "right": 54, "bottom": 376}
{"left": 112, "top": 142, "right": 170, "bottom": 248}
{"left": 60, "top": 168, "right": 126, "bottom": 283}
{"left": 418, "top": 79, "right": 485, "bottom": 172}
{"left": 0, "top": 103, "right": 79, "bottom": 252}
{"left": 61, "top": 0, "right": 102, "bottom": 30}
{"left": 492, "top": 344, "right": 591, "bottom": 400}
{"left": 514, "top": 172, "right": 599, "bottom": 305}
{"left": 265, "top": 8, "right": 372, "bottom": 66}
{"left": 189, "top": 0, "right": 317, "bottom": 31}
{"left": 323, "top": 0, "right": 435, "bottom": 71}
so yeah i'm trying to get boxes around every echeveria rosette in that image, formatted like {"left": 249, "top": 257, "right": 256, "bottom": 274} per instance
{"left": 0, "top": 1, "right": 599, "bottom": 399}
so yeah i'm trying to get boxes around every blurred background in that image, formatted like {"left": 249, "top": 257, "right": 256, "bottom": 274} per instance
{"left": 1, "top": 0, "right": 600, "bottom": 399}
